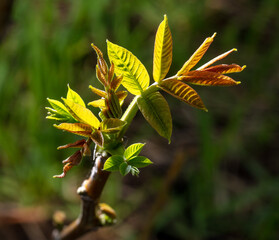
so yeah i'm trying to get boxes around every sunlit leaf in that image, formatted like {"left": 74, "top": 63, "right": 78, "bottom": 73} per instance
{"left": 100, "top": 119, "right": 127, "bottom": 133}
{"left": 54, "top": 123, "right": 92, "bottom": 137}
{"left": 159, "top": 79, "right": 207, "bottom": 111}
{"left": 124, "top": 143, "right": 145, "bottom": 160}
{"left": 177, "top": 33, "right": 216, "bottom": 75}
{"left": 197, "top": 48, "right": 237, "bottom": 70}
{"left": 153, "top": 14, "right": 172, "bottom": 83}
{"left": 179, "top": 70, "right": 241, "bottom": 86}
{"left": 89, "top": 85, "right": 106, "bottom": 98}
{"left": 119, "top": 162, "right": 132, "bottom": 176}
{"left": 128, "top": 156, "right": 153, "bottom": 168}
{"left": 107, "top": 40, "right": 150, "bottom": 95}
{"left": 66, "top": 84, "right": 85, "bottom": 107}
{"left": 137, "top": 91, "right": 172, "bottom": 142}
{"left": 62, "top": 98, "right": 100, "bottom": 129}
{"left": 103, "top": 155, "right": 124, "bottom": 171}
{"left": 202, "top": 64, "right": 246, "bottom": 74}
{"left": 88, "top": 99, "right": 106, "bottom": 108}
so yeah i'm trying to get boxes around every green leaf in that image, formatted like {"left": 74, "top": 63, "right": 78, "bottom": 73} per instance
{"left": 124, "top": 143, "right": 145, "bottom": 160}
{"left": 46, "top": 98, "right": 76, "bottom": 122}
{"left": 100, "top": 119, "right": 127, "bottom": 133}
{"left": 62, "top": 98, "right": 100, "bottom": 129}
{"left": 119, "top": 162, "right": 132, "bottom": 176}
{"left": 107, "top": 40, "right": 150, "bottom": 95}
{"left": 128, "top": 156, "right": 153, "bottom": 168}
{"left": 153, "top": 14, "right": 173, "bottom": 83}
{"left": 67, "top": 84, "right": 85, "bottom": 107}
{"left": 137, "top": 91, "right": 172, "bottom": 142}
{"left": 103, "top": 155, "right": 124, "bottom": 171}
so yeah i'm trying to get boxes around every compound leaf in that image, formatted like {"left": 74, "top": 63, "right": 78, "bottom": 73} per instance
{"left": 137, "top": 91, "right": 172, "bottom": 142}
{"left": 153, "top": 14, "right": 172, "bottom": 83}
{"left": 107, "top": 40, "right": 149, "bottom": 95}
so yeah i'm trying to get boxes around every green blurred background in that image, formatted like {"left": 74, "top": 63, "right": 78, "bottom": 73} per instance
{"left": 0, "top": 0, "right": 279, "bottom": 239}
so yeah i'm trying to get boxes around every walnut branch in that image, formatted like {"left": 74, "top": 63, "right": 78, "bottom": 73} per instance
{"left": 52, "top": 150, "right": 111, "bottom": 240}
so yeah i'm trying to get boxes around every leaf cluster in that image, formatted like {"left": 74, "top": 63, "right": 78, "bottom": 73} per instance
{"left": 46, "top": 14, "right": 244, "bottom": 178}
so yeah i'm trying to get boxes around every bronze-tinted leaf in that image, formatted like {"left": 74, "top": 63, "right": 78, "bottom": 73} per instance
{"left": 91, "top": 130, "right": 104, "bottom": 147}
{"left": 96, "top": 65, "right": 108, "bottom": 87}
{"left": 177, "top": 33, "right": 216, "bottom": 75}
{"left": 53, "top": 150, "right": 82, "bottom": 178}
{"left": 159, "top": 79, "right": 207, "bottom": 111}
{"left": 202, "top": 64, "right": 246, "bottom": 74}
{"left": 179, "top": 70, "right": 240, "bottom": 86}
{"left": 54, "top": 123, "right": 93, "bottom": 137}
{"left": 57, "top": 139, "right": 87, "bottom": 150}
{"left": 111, "top": 75, "right": 123, "bottom": 91}
{"left": 116, "top": 91, "right": 128, "bottom": 102}
{"left": 91, "top": 43, "right": 108, "bottom": 75}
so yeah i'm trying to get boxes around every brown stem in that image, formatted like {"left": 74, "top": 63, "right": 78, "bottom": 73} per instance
{"left": 52, "top": 150, "right": 111, "bottom": 240}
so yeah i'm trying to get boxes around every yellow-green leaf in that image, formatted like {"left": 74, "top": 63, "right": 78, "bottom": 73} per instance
{"left": 89, "top": 85, "right": 106, "bottom": 98}
{"left": 100, "top": 119, "right": 127, "bottom": 133}
{"left": 177, "top": 33, "right": 216, "bottom": 76}
{"left": 54, "top": 123, "right": 93, "bottom": 137}
{"left": 137, "top": 92, "right": 172, "bottom": 141}
{"left": 62, "top": 98, "right": 100, "bottom": 129}
{"left": 159, "top": 79, "right": 207, "bottom": 111}
{"left": 88, "top": 99, "right": 106, "bottom": 108}
{"left": 107, "top": 40, "right": 149, "bottom": 95}
{"left": 67, "top": 84, "right": 85, "bottom": 107}
{"left": 153, "top": 14, "right": 173, "bottom": 83}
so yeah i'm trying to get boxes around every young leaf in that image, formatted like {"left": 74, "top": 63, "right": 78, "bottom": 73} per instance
{"left": 62, "top": 98, "right": 100, "bottom": 129}
{"left": 103, "top": 155, "right": 124, "bottom": 171}
{"left": 47, "top": 98, "right": 76, "bottom": 122}
{"left": 177, "top": 33, "right": 216, "bottom": 75}
{"left": 153, "top": 14, "right": 172, "bottom": 83}
{"left": 130, "top": 166, "right": 140, "bottom": 176}
{"left": 107, "top": 40, "right": 150, "bottom": 95}
{"left": 54, "top": 123, "right": 92, "bottom": 137}
{"left": 57, "top": 139, "right": 87, "bottom": 150}
{"left": 128, "top": 156, "right": 153, "bottom": 168}
{"left": 67, "top": 84, "right": 86, "bottom": 107}
{"left": 124, "top": 143, "right": 145, "bottom": 160}
{"left": 179, "top": 70, "right": 241, "bottom": 86}
{"left": 100, "top": 119, "right": 127, "bottom": 133}
{"left": 89, "top": 85, "right": 107, "bottom": 98}
{"left": 91, "top": 130, "right": 104, "bottom": 147}
{"left": 137, "top": 91, "right": 172, "bottom": 142}
{"left": 201, "top": 64, "right": 246, "bottom": 74}
{"left": 159, "top": 79, "right": 207, "bottom": 111}
{"left": 88, "top": 99, "right": 106, "bottom": 108}
{"left": 119, "top": 162, "right": 132, "bottom": 176}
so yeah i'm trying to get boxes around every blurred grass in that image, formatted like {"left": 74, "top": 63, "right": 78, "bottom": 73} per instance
{"left": 0, "top": 0, "right": 279, "bottom": 239}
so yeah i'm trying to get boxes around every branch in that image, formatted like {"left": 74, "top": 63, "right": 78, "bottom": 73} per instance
{"left": 52, "top": 150, "right": 111, "bottom": 240}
